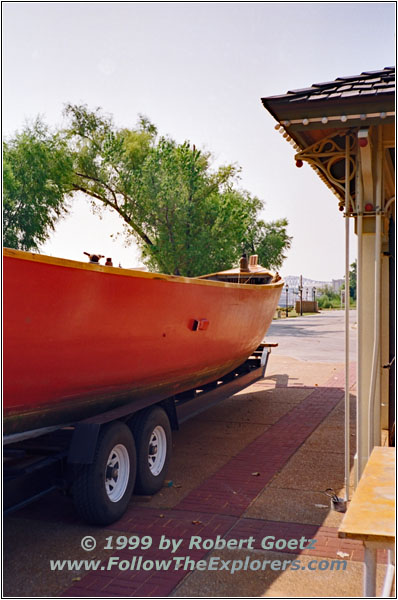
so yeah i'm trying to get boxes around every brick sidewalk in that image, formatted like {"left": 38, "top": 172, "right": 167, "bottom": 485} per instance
{"left": 62, "top": 363, "right": 379, "bottom": 598}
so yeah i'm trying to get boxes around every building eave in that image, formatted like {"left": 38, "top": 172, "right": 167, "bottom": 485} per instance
{"left": 261, "top": 94, "right": 395, "bottom": 134}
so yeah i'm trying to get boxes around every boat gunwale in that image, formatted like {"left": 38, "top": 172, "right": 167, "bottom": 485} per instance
{"left": 3, "top": 248, "right": 285, "bottom": 291}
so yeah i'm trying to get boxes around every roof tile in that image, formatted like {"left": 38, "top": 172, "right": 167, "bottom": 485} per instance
{"left": 287, "top": 87, "right": 315, "bottom": 94}
{"left": 289, "top": 95, "right": 309, "bottom": 102}
{"left": 373, "top": 82, "right": 392, "bottom": 87}
{"left": 377, "top": 87, "right": 396, "bottom": 94}
{"left": 353, "top": 84, "right": 374, "bottom": 89}
{"left": 362, "top": 69, "right": 393, "bottom": 75}
{"left": 341, "top": 90, "right": 361, "bottom": 97}
{"left": 308, "top": 93, "right": 330, "bottom": 101}
{"left": 337, "top": 75, "right": 364, "bottom": 82}
{"left": 313, "top": 80, "right": 341, "bottom": 87}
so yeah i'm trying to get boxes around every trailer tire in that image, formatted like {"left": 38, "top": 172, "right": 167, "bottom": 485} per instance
{"left": 72, "top": 421, "right": 136, "bottom": 525}
{"left": 131, "top": 407, "right": 172, "bottom": 495}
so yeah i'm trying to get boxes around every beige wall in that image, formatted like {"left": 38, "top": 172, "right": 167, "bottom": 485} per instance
{"left": 355, "top": 123, "right": 393, "bottom": 479}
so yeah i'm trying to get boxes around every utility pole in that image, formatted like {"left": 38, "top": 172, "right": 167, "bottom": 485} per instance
{"left": 299, "top": 275, "right": 303, "bottom": 316}
{"left": 285, "top": 284, "right": 289, "bottom": 318}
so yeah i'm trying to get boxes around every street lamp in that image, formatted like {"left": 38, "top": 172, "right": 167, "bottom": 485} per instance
{"left": 285, "top": 283, "right": 289, "bottom": 318}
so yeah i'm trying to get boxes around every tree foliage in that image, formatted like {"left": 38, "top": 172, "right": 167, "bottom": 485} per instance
{"left": 245, "top": 217, "right": 291, "bottom": 271}
{"left": 317, "top": 285, "right": 340, "bottom": 301}
{"left": 3, "top": 119, "right": 74, "bottom": 251}
{"left": 3, "top": 104, "right": 292, "bottom": 276}
{"left": 349, "top": 260, "right": 357, "bottom": 300}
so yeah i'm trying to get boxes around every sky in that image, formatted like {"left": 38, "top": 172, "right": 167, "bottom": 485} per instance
{"left": 2, "top": 2, "right": 396, "bottom": 280}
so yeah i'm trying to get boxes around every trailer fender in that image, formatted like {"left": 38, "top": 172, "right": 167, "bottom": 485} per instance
{"left": 68, "top": 423, "right": 101, "bottom": 464}
{"left": 159, "top": 397, "right": 179, "bottom": 431}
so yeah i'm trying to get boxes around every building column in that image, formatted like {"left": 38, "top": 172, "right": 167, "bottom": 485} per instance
{"left": 356, "top": 126, "right": 385, "bottom": 481}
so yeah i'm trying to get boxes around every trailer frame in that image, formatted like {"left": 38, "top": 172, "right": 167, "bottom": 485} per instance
{"left": 3, "top": 343, "right": 277, "bottom": 520}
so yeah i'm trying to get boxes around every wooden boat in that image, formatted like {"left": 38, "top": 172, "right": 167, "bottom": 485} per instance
{"left": 3, "top": 249, "right": 283, "bottom": 436}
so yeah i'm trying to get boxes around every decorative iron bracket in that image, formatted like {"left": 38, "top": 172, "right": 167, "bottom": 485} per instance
{"left": 294, "top": 130, "right": 357, "bottom": 212}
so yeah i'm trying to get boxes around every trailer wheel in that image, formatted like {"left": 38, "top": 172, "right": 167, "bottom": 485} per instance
{"left": 72, "top": 421, "right": 136, "bottom": 525}
{"left": 131, "top": 407, "right": 172, "bottom": 495}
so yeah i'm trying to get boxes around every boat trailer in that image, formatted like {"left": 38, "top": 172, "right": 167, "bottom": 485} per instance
{"left": 3, "top": 343, "right": 277, "bottom": 523}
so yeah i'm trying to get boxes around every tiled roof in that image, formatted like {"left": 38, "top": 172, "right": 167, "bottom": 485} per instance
{"left": 264, "top": 66, "right": 395, "bottom": 104}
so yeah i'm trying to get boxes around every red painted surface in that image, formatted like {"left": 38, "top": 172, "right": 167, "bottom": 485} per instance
{"left": 3, "top": 249, "right": 283, "bottom": 434}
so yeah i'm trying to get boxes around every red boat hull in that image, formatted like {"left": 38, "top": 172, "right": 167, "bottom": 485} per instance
{"left": 3, "top": 249, "right": 283, "bottom": 435}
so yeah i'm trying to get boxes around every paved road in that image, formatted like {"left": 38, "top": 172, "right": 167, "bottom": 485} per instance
{"left": 264, "top": 309, "right": 357, "bottom": 363}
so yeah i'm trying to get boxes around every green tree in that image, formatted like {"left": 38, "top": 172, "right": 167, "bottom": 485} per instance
{"left": 349, "top": 260, "right": 357, "bottom": 300}
{"left": 317, "top": 284, "right": 340, "bottom": 301}
{"left": 3, "top": 119, "right": 74, "bottom": 250}
{"left": 3, "top": 105, "right": 292, "bottom": 276}
{"left": 64, "top": 104, "right": 292, "bottom": 276}
{"left": 245, "top": 218, "right": 291, "bottom": 271}
{"left": 318, "top": 295, "right": 332, "bottom": 309}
